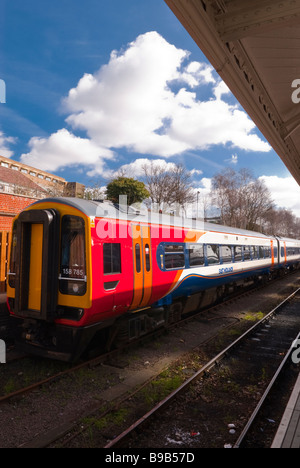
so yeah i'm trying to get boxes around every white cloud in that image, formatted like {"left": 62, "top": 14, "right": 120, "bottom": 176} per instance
{"left": 20, "top": 31, "right": 271, "bottom": 176}
{"left": 180, "top": 61, "right": 216, "bottom": 88}
{"left": 213, "top": 81, "right": 231, "bottom": 100}
{"left": 20, "top": 128, "right": 114, "bottom": 173}
{"left": 196, "top": 177, "right": 212, "bottom": 195}
{"left": 0, "top": 131, "right": 16, "bottom": 158}
{"left": 260, "top": 175, "right": 300, "bottom": 217}
{"left": 190, "top": 168, "right": 204, "bottom": 177}
{"left": 225, "top": 154, "right": 238, "bottom": 165}
{"left": 113, "top": 158, "right": 178, "bottom": 178}
{"left": 100, "top": 158, "right": 203, "bottom": 186}
{"left": 65, "top": 31, "right": 270, "bottom": 158}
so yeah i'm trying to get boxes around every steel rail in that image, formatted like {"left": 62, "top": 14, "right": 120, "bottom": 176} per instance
{"left": 0, "top": 276, "right": 268, "bottom": 404}
{"left": 234, "top": 300, "right": 300, "bottom": 448}
{"left": 105, "top": 287, "right": 300, "bottom": 448}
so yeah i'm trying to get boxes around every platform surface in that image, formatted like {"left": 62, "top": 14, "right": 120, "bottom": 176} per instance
{"left": 272, "top": 373, "right": 300, "bottom": 448}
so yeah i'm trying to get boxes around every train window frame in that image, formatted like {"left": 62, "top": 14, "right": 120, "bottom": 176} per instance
{"left": 145, "top": 244, "right": 151, "bottom": 272}
{"left": 163, "top": 243, "right": 185, "bottom": 271}
{"left": 164, "top": 244, "right": 185, "bottom": 253}
{"left": 263, "top": 246, "right": 271, "bottom": 259}
{"left": 59, "top": 215, "right": 87, "bottom": 297}
{"left": 188, "top": 244, "right": 205, "bottom": 267}
{"left": 244, "top": 246, "right": 251, "bottom": 261}
{"left": 259, "top": 246, "right": 265, "bottom": 259}
{"left": 135, "top": 244, "right": 141, "bottom": 273}
{"left": 103, "top": 243, "right": 122, "bottom": 275}
{"left": 206, "top": 244, "right": 220, "bottom": 265}
{"left": 234, "top": 246, "right": 243, "bottom": 263}
{"left": 220, "top": 245, "right": 233, "bottom": 264}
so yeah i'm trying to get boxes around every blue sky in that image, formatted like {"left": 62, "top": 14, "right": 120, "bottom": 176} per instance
{"left": 1, "top": 0, "right": 300, "bottom": 216}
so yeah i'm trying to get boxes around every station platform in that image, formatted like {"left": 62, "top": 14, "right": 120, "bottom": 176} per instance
{"left": 272, "top": 373, "right": 300, "bottom": 448}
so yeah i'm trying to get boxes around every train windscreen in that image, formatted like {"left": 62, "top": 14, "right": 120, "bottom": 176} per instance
{"left": 59, "top": 215, "right": 87, "bottom": 296}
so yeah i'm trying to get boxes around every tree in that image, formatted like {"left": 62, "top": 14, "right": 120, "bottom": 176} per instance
{"left": 106, "top": 177, "right": 150, "bottom": 206}
{"left": 143, "top": 162, "right": 195, "bottom": 212}
{"left": 264, "top": 207, "right": 300, "bottom": 238}
{"left": 142, "top": 161, "right": 172, "bottom": 209}
{"left": 211, "top": 168, "right": 273, "bottom": 230}
{"left": 170, "top": 164, "right": 196, "bottom": 209}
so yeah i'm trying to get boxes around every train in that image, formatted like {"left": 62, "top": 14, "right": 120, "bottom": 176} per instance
{"left": 6, "top": 197, "right": 300, "bottom": 362}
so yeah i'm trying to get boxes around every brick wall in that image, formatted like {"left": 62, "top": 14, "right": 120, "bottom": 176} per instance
{"left": 0, "top": 216, "right": 14, "bottom": 231}
{"left": 0, "top": 193, "right": 38, "bottom": 231}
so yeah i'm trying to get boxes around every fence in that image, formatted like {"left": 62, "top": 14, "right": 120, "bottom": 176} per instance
{"left": 0, "top": 231, "right": 11, "bottom": 293}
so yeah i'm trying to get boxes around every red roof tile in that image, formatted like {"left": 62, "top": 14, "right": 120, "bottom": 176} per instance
{"left": 0, "top": 166, "right": 46, "bottom": 192}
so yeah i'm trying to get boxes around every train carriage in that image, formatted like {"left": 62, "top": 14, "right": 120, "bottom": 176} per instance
{"left": 277, "top": 237, "right": 300, "bottom": 268}
{"left": 6, "top": 197, "right": 300, "bottom": 361}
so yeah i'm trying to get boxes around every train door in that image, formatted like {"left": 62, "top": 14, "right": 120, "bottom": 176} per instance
{"left": 282, "top": 241, "right": 287, "bottom": 264}
{"left": 130, "top": 224, "right": 152, "bottom": 310}
{"left": 13, "top": 209, "right": 60, "bottom": 321}
{"left": 28, "top": 223, "right": 43, "bottom": 311}
{"left": 270, "top": 240, "right": 275, "bottom": 268}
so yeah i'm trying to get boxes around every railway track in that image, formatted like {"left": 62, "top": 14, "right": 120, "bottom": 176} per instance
{"left": 0, "top": 270, "right": 291, "bottom": 406}
{"left": 0, "top": 274, "right": 299, "bottom": 447}
{"left": 103, "top": 287, "right": 300, "bottom": 449}
{"left": 0, "top": 274, "right": 274, "bottom": 404}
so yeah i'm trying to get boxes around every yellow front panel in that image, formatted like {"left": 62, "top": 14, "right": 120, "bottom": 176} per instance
{"left": 28, "top": 224, "right": 43, "bottom": 311}
{"left": 28, "top": 202, "right": 92, "bottom": 310}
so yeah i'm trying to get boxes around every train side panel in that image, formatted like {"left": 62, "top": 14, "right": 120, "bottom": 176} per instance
{"left": 82, "top": 218, "right": 134, "bottom": 326}
{"left": 6, "top": 198, "right": 300, "bottom": 362}
{"left": 153, "top": 229, "right": 277, "bottom": 305}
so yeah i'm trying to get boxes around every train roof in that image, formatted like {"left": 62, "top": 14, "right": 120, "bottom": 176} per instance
{"left": 29, "top": 197, "right": 280, "bottom": 240}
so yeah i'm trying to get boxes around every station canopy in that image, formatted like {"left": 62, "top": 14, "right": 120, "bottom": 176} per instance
{"left": 165, "top": 0, "right": 300, "bottom": 185}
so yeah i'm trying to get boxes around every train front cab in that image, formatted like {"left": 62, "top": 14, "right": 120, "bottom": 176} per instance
{"left": 7, "top": 204, "right": 94, "bottom": 362}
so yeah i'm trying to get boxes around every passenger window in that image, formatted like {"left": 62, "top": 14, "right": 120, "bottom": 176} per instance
{"left": 135, "top": 244, "right": 141, "bottom": 273}
{"left": 220, "top": 245, "right": 232, "bottom": 264}
{"left": 244, "top": 246, "right": 251, "bottom": 261}
{"left": 165, "top": 244, "right": 184, "bottom": 253}
{"left": 145, "top": 244, "right": 150, "bottom": 272}
{"left": 103, "top": 243, "right": 121, "bottom": 275}
{"left": 189, "top": 244, "right": 205, "bottom": 267}
{"left": 165, "top": 254, "right": 185, "bottom": 269}
{"left": 234, "top": 246, "right": 243, "bottom": 262}
{"left": 207, "top": 245, "right": 220, "bottom": 265}
{"left": 164, "top": 244, "right": 185, "bottom": 270}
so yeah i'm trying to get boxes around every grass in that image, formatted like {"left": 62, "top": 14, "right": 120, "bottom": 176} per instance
{"left": 243, "top": 311, "right": 264, "bottom": 322}
{"left": 140, "top": 371, "right": 184, "bottom": 407}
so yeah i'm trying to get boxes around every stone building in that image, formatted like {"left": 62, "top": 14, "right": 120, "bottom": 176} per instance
{"left": 0, "top": 155, "right": 84, "bottom": 230}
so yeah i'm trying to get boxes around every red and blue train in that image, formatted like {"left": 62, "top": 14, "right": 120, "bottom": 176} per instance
{"left": 7, "top": 197, "right": 300, "bottom": 361}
